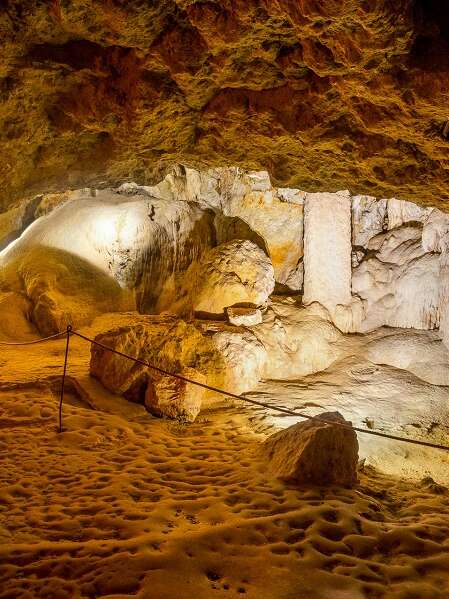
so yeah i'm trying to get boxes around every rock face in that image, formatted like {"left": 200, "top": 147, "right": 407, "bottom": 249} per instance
{"left": 352, "top": 225, "right": 440, "bottom": 331}
{"left": 302, "top": 191, "right": 352, "bottom": 325}
{"left": 5, "top": 167, "right": 449, "bottom": 346}
{"left": 145, "top": 166, "right": 305, "bottom": 291}
{"left": 226, "top": 307, "right": 262, "bottom": 327}
{"left": 263, "top": 412, "right": 359, "bottom": 487}
{"left": 2, "top": 1, "right": 449, "bottom": 208}
{"left": 177, "top": 240, "right": 275, "bottom": 316}
{"left": 252, "top": 299, "right": 345, "bottom": 379}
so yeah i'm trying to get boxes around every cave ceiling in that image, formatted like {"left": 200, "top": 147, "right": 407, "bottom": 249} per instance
{"left": 1, "top": 0, "right": 449, "bottom": 210}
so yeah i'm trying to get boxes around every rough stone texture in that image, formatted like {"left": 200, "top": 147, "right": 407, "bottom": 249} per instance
{"left": 145, "top": 166, "right": 305, "bottom": 289}
{"left": 263, "top": 411, "right": 359, "bottom": 486}
{"left": 352, "top": 225, "right": 440, "bottom": 331}
{"left": 352, "top": 195, "right": 387, "bottom": 248}
{"left": 176, "top": 239, "right": 275, "bottom": 316}
{"left": 0, "top": 190, "right": 215, "bottom": 332}
{"left": 303, "top": 191, "right": 352, "bottom": 315}
{"left": 251, "top": 298, "right": 345, "bottom": 379}
{"left": 386, "top": 198, "right": 432, "bottom": 230}
{"left": 226, "top": 306, "right": 262, "bottom": 327}
{"left": 89, "top": 316, "right": 268, "bottom": 419}
{"left": 145, "top": 367, "right": 206, "bottom": 423}
{"left": 2, "top": 2, "right": 449, "bottom": 210}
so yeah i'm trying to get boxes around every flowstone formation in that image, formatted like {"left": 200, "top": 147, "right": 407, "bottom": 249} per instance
{"left": 2, "top": 1, "right": 449, "bottom": 208}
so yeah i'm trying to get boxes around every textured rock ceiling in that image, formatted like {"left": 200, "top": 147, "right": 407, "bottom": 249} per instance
{"left": 1, "top": 0, "right": 449, "bottom": 209}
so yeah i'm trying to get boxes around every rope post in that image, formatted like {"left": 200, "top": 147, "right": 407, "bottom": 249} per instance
{"left": 58, "top": 325, "right": 72, "bottom": 433}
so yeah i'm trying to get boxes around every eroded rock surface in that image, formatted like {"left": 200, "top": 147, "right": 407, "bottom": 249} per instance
{"left": 263, "top": 411, "right": 359, "bottom": 486}
{"left": 2, "top": 1, "right": 449, "bottom": 208}
{"left": 176, "top": 239, "right": 275, "bottom": 316}
{"left": 89, "top": 316, "right": 267, "bottom": 420}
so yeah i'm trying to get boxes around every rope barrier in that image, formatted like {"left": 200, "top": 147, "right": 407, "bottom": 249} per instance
{"left": 0, "top": 330, "right": 67, "bottom": 345}
{"left": 2, "top": 325, "right": 449, "bottom": 451}
{"left": 69, "top": 329, "right": 449, "bottom": 452}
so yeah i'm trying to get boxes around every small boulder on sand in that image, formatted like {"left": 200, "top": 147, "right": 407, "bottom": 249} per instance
{"left": 145, "top": 368, "right": 206, "bottom": 423}
{"left": 263, "top": 411, "right": 359, "bottom": 486}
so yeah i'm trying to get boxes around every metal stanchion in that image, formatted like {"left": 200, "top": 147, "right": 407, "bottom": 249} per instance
{"left": 58, "top": 325, "right": 72, "bottom": 433}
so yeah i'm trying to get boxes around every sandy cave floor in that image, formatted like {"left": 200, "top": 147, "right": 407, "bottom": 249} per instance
{"left": 1, "top": 316, "right": 449, "bottom": 598}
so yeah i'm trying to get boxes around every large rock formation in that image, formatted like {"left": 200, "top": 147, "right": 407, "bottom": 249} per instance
{"left": 176, "top": 239, "right": 275, "bottom": 316}
{"left": 352, "top": 225, "right": 440, "bottom": 331}
{"left": 89, "top": 316, "right": 267, "bottom": 420}
{"left": 1, "top": 1, "right": 449, "bottom": 209}
{"left": 263, "top": 411, "right": 359, "bottom": 486}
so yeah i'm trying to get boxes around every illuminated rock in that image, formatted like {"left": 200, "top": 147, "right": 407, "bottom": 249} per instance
{"left": 252, "top": 299, "right": 345, "bottom": 379}
{"left": 226, "top": 306, "right": 262, "bottom": 327}
{"left": 89, "top": 317, "right": 267, "bottom": 420}
{"left": 387, "top": 198, "right": 431, "bottom": 230}
{"left": 145, "top": 166, "right": 305, "bottom": 291}
{"left": 145, "top": 367, "right": 206, "bottom": 423}
{"left": 0, "top": 190, "right": 214, "bottom": 332}
{"left": 263, "top": 411, "right": 358, "bottom": 486}
{"left": 352, "top": 195, "right": 386, "bottom": 248}
{"left": 352, "top": 225, "right": 440, "bottom": 331}
{"left": 176, "top": 239, "right": 275, "bottom": 316}
{"left": 303, "top": 191, "right": 353, "bottom": 330}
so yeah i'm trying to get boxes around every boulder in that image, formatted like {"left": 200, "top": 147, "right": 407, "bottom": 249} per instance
{"left": 263, "top": 411, "right": 359, "bottom": 486}
{"left": 178, "top": 239, "right": 275, "bottom": 316}
{"left": 145, "top": 368, "right": 207, "bottom": 422}
{"left": 90, "top": 316, "right": 267, "bottom": 421}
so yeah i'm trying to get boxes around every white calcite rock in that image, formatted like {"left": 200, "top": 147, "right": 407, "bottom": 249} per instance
{"left": 352, "top": 195, "right": 387, "bottom": 247}
{"left": 422, "top": 208, "right": 449, "bottom": 253}
{"left": 352, "top": 225, "right": 440, "bottom": 331}
{"left": 303, "top": 191, "right": 352, "bottom": 327}
{"left": 145, "top": 166, "right": 305, "bottom": 291}
{"left": 365, "top": 331, "right": 449, "bottom": 386}
{"left": 0, "top": 191, "right": 215, "bottom": 332}
{"left": 252, "top": 299, "right": 345, "bottom": 379}
{"left": 177, "top": 240, "right": 275, "bottom": 316}
{"left": 387, "top": 198, "right": 431, "bottom": 230}
{"left": 226, "top": 306, "right": 262, "bottom": 327}
{"left": 263, "top": 411, "right": 359, "bottom": 486}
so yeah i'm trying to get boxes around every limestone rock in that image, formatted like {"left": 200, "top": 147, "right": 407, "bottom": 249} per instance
{"left": 263, "top": 412, "right": 359, "bottom": 486}
{"left": 178, "top": 240, "right": 275, "bottom": 316}
{"left": 352, "top": 196, "right": 386, "bottom": 248}
{"left": 146, "top": 166, "right": 305, "bottom": 290}
{"left": 352, "top": 225, "right": 440, "bottom": 331}
{"left": 145, "top": 368, "right": 206, "bottom": 423}
{"left": 0, "top": 190, "right": 215, "bottom": 331}
{"left": 252, "top": 299, "right": 345, "bottom": 379}
{"left": 422, "top": 209, "right": 449, "bottom": 253}
{"left": 2, "top": 2, "right": 449, "bottom": 210}
{"left": 303, "top": 191, "right": 352, "bottom": 327}
{"left": 226, "top": 306, "right": 262, "bottom": 327}
{"left": 0, "top": 291, "right": 36, "bottom": 340}
{"left": 387, "top": 198, "right": 431, "bottom": 230}
{"left": 90, "top": 316, "right": 267, "bottom": 420}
